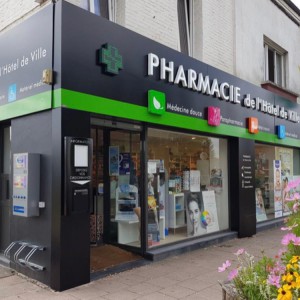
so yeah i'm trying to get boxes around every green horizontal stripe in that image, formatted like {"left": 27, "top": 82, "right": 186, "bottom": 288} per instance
{"left": 53, "top": 88, "right": 300, "bottom": 147}
{"left": 0, "top": 91, "right": 52, "bottom": 121}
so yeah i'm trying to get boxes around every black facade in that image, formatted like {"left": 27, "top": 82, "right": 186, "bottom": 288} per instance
{"left": 0, "top": 1, "right": 298, "bottom": 291}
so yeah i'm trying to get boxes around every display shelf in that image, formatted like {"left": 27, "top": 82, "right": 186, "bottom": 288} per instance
{"left": 168, "top": 193, "right": 185, "bottom": 233}
{"left": 115, "top": 185, "right": 138, "bottom": 221}
{"left": 169, "top": 155, "right": 187, "bottom": 174}
{"left": 116, "top": 220, "right": 139, "bottom": 244}
{"left": 168, "top": 153, "right": 204, "bottom": 178}
{"left": 115, "top": 185, "right": 139, "bottom": 244}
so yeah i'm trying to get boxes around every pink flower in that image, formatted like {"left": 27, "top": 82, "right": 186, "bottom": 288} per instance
{"left": 271, "top": 264, "right": 285, "bottom": 275}
{"left": 281, "top": 233, "right": 297, "bottom": 245}
{"left": 234, "top": 248, "right": 245, "bottom": 256}
{"left": 287, "top": 178, "right": 300, "bottom": 190}
{"left": 292, "top": 236, "right": 300, "bottom": 246}
{"left": 285, "top": 197, "right": 294, "bottom": 201}
{"left": 218, "top": 260, "right": 231, "bottom": 272}
{"left": 293, "top": 203, "right": 299, "bottom": 213}
{"left": 281, "top": 226, "right": 291, "bottom": 231}
{"left": 293, "top": 192, "right": 300, "bottom": 200}
{"left": 276, "top": 249, "right": 286, "bottom": 258}
{"left": 281, "top": 223, "right": 298, "bottom": 231}
{"left": 267, "top": 274, "right": 280, "bottom": 288}
{"left": 228, "top": 268, "right": 238, "bottom": 280}
{"left": 286, "top": 193, "right": 300, "bottom": 201}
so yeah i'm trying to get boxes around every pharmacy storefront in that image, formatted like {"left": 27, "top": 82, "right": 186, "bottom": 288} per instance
{"left": 0, "top": 1, "right": 300, "bottom": 291}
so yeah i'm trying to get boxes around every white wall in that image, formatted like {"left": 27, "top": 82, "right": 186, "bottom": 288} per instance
{"left": 235, "top": 0, "right": 300, "bottom": 95}
{"left": 1, "top": 0, "right": 299, "bottom": 96}
{"left": 122, "top": 0, "right": 236, "bottom": 75}
{"left": 200, "top": 0, "right": 235, "bottom": 74}
{"left": 0, "top": 0, "right": 42, "bottom": 32}
{"left": 123, "top": 0, "right": 180, "bottom": 52}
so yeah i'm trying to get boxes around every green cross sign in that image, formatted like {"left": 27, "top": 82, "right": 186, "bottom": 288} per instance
{"left": 98, "top": 44, "right": 123, "bottom": 75}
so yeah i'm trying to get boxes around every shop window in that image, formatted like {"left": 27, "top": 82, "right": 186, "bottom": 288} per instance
{"left": 178, "top": 0, "right": 193, "bottom": 56}
{"left": 147, "top": 128, "right": 229, "bottom": 248}
{"left": 255, "top": 144, "right": 300, "bottom": 223}
{"left": 264, "top": 37, "right": 287, "bottom": 88}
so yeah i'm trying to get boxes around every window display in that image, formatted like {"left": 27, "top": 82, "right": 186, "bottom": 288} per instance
{"left": 202, "top": 190, "right": 220, "bottom": 233}
{"left": 108, "top": 130, "right": 141, "bottom": 247}
{"left": 255, "top": 144, "right": 300, "bottom": 222}
{"left": 185, "top": 192, "right": 206, "bottom": 236}
{"left": 147, "top": 128, "right": 229, "bottom": 248}
{"left": 255, "top": 188, "right": 267, "bottom": 222}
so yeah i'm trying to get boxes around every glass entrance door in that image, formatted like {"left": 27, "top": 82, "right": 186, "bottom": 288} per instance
{"left": 91, "top": 123, "right": 142, "bottom": 250}
{"left": 108, "top": 130, "right": 141, "bottom": 248}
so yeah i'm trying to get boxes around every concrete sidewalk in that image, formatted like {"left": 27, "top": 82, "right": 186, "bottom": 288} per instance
{"left": 0, "top": 227, "right": 284, "bottom": 299}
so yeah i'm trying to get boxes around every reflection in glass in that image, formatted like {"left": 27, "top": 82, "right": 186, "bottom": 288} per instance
{"left": 147, "top": 128, "right": 229, "bottom": 248}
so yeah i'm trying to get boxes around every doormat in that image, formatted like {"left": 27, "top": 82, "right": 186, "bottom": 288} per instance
{"left": 90, "top": 244, "right": 141, "bottom": 273}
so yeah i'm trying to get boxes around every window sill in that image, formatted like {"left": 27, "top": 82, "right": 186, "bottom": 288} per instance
{"left": 261, "top": 81, "right": 299, "bottom": 102}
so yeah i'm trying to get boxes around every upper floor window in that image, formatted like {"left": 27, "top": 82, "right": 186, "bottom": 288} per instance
{"left": 264, "top": 36, "right": 287, "bottom": 88}
{"left": 70, "top": 0, "right": 111, "bottom": 19}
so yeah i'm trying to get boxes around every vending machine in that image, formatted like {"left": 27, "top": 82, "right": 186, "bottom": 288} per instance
{"left": 12, "top": 153, "right": 40, "bottom": 217}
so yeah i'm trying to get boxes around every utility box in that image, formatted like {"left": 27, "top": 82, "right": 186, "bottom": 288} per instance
{"left": 12, "top": 153, "right": 40, "bottom": 217}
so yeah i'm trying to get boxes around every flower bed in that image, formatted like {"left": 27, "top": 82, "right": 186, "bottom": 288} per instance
{"left": 218, "top": 178, "right": 300, "bottom": 300}
{"left": 219, "top": 281, "right": 243, "bottom": 300}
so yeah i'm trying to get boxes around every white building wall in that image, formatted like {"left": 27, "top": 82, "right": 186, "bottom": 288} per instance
{"left": 235, "top": 0, "right": 300, "bottom": 95}
{"left": 123, "top": 0, "right": 180, "bottom": 52}
{"left": 0, "top": 0, "right": 41, "bottom": 32}
{"left": 200, "top": 0, "right": 235, "bottom": 75}
{"left": 115, "top": 0, "right": 126, "bottom": 26}
{"left": 191, "top": 1, "right": 203, "bottom": 61}
{"left": 0, "top": 0, "right": 299, "bottom": 96}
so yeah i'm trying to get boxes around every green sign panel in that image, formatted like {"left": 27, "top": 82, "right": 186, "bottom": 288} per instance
{"left": 148, "top": 90, "right": 166, "bottom": 115}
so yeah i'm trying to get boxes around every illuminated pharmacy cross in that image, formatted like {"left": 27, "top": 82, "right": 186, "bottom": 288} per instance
{"left": 99, "top": 44, "right": 123, "bottom": 75}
